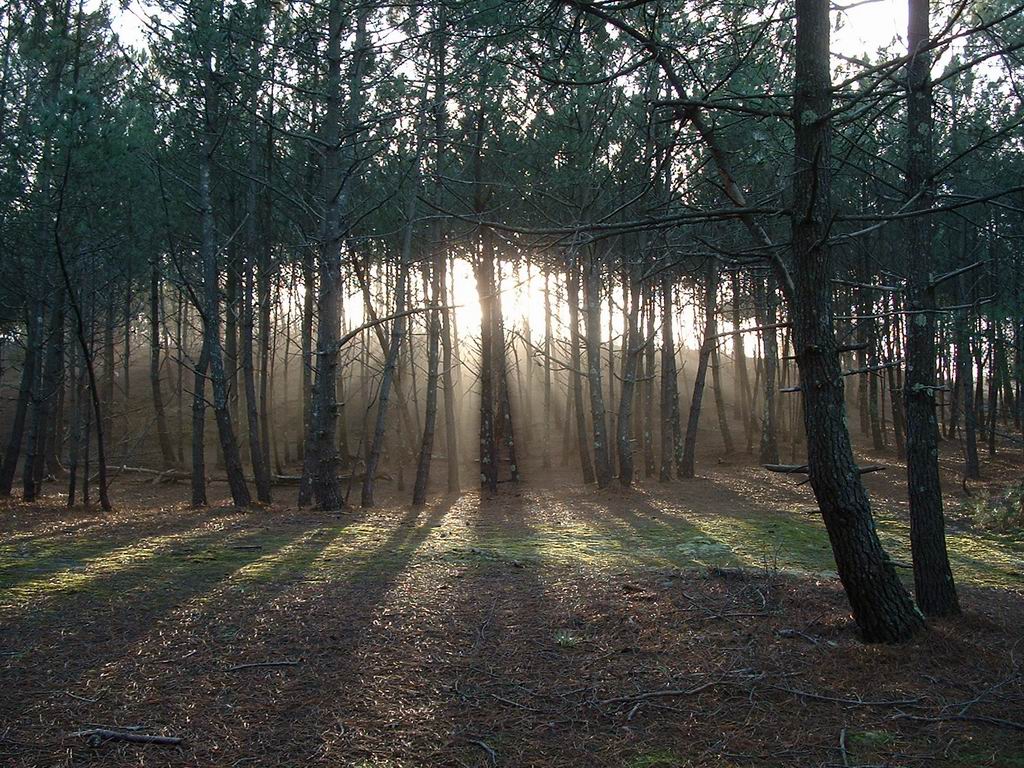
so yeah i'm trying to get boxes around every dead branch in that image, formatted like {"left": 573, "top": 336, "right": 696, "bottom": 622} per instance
{"left": 893, "top": 712, "right": 1024, "bottom": 731}
{"left": 710, "top": 322, "right": 791, "bottom": 341}
{"left": 769, "top": 685, "right": 920, "bottom": 707}
{"left": 842, "top": 361, "right": 898, "bottom": 376}
{"left": 598, "top": 679, "right": 725, "bottom": 706}
{"left": 764, "top": 464, "right": 886, "bottom": 476}
{"left": 929, "top": 260, "right": 984, "bottom": 289}
{"left": 784, "top": 342, "right": 868, "bottom": 360}
{"left": 70, "top": 728, "right": 183, "bottom": 746}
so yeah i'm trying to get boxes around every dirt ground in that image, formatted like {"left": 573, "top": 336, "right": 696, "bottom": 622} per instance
{"left": 1, "top": 449, "right": 1023, "bottom": 767}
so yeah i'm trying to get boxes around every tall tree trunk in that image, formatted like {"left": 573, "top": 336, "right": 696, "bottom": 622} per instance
{"left": 886, "top": 291, "right": 907, "bottom": 456}
{"left": 300, "top": 245, "right": 314, "bottom": 464}
{"left": 567, "top": 255, "right": 594, "bottom": 484}
{"left": 24, "top": 289, "right": 64, "bottom": 501}
{"left": 584, "top": 251, "right": 612, "bottom": 488}
{"left": 903, "top": 0, "right": 958, "bottom": 616}
{"left": 429, "top": 14, "right": 459, "bottom": 494}
{"left": 477, "top": 227, "right": 499, "bottom": 493}
{"left": 543, "top": 272, "right": 553, "bottom": 470}
{"left": 413, "top": 257, "right": 442, "bottom": 506}
{"left": 711, "top": 339, "right": 733, "bottom": 455}
{"left": 55, "top": 234, "right": 110, "bottom": 512}
{"left": 956, "top": 274, "right": 981, "bottom": 480}
{"left": 755, "top": 276, "right": 781, "bottom": 464}
{"left": 67, "top": 336, "right": 84, "bottom": 506}
{"left": 617, "top": 263, "right": 642, "bottom": 486}
{"left": 362, "top": 216, "right": 414, "bottom": 506}
{"left": 176, "top": 292, "right": 186, "bottom": 464}
{"left": 659, "top": 277, "right": 681, "bottom": 481}
{"left": 440, "top": 253, "right": 459, "bottom": 493}
{"left": 198, "top": 134, "right": 251, "bottom": 508}
{"left": 224, "top": 251, "right": 239, "bottom": 438}
{"left": 1, "top": 300, "right": 42, "bottom": 496}
{"left": 149, "top": 258, "right": 176, "bottom": 468}
{"left": 642, "top": 282, "right": 657, "bottom": 477}
{"left": 304, "top": 5, "right": 368, "bottom": 510}
{"left": 681, "top": 261, "right": 719, "bottom": 478}
{"left": 789, "top": 0, "right": 922, "bottom": 642}
{"left": 242, "top": 135, "right": 272, "bottom": 504}
{"left": 190, "top": 339, "right": 210, "bottom": 507}
{"left": 986, "top": 317, "right": 998, "bottom": 456}
{"left": 493, "top": 266, "right": 520, "bottom": 483}
{"left": 731, "top": 272, "right": 754, "bottom": 453}
{"left": 258, "top": 89, "right": 275, "bottom": 480}
{"left": 102, "top": 293, "right": 115, "bottom": 454}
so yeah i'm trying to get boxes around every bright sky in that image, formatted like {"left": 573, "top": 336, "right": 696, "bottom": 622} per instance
{"left": 107, "top": 1, "right": 911, "bottom": 59}
{"left": 833, "top": 0, "right": 908, "bottom": 57}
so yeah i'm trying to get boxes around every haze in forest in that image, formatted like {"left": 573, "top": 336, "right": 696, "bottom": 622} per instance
{"left": 2, "top": 0, "right": 1024, "bottom": 765}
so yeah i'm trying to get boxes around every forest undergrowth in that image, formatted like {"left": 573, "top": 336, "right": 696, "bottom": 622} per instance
{"left": 1, "top": 451, "right": 1022, "bottom": 768}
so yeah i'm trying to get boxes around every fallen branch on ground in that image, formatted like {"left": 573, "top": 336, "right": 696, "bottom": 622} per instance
{"left": 272, "top": 472, "right": 389, "bottom": 485}
{"left": 893, "top": 712, "right": 1024, "bottom": 731}
{"left": 598, "top": 679, "right": 728, "bottom": 706}
{"left": 70, "top": 728, "right": 182, "bottom": 746}
{"left": 764, "top": 464, "right": 886, "bottom": 477}
{"left": 770, "top": 685, "right": 920, "bottom": 707}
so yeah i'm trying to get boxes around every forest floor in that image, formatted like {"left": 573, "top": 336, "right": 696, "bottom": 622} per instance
{"left": 1, "top": 448, "right": 1023, "bottom": 767}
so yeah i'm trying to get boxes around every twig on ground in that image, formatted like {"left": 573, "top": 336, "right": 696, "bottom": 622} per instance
{"left": 63, "top": 691, "right": 99, "bottom": 703}
{"left": 157, "top": 649, "right": 197, "bottom": 664}
{"left": 227, "top": 660, "right": 301, "bottom": 672}
{"left": 776, "top": 628, "right": 820, "bottom": 645}
{"left": 464, "top": 737, "right": 497, "bottom": 764}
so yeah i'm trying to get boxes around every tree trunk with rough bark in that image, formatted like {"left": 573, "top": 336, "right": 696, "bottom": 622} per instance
{"left": 789, "top": 0, "right": 923, "bottom": 643}
{"left": 304, "top": 6, "right": 368, "bottom": 510}
{"left": 903, "top": 0, "right": 959, "bottom": 616}
{"left": 198, "top": 132, "right": 251, "bottom": 508}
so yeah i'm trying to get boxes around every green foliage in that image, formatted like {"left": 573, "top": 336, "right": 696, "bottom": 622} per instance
{"left": 965, "top": 483, "right": 1024, "bottom": 533}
